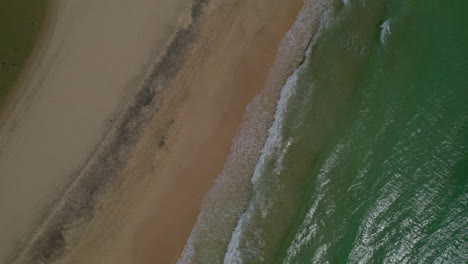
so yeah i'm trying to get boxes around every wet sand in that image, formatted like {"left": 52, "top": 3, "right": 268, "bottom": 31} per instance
{"left": 0, "top": 0, "right": 303, "bottom": 263}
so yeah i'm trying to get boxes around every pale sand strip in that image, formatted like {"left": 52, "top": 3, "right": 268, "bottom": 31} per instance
{"left": 0, "top": 0, "right": 192, "bottom": 261}
{"left": 1, "top": 0, "right": 304, "bottom": 263}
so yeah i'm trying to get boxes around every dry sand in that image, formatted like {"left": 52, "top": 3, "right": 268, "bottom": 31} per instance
{"left": 0, "top": 0, "right": 303, "bottom": 263}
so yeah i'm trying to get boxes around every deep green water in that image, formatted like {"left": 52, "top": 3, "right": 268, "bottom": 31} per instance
{"left": 222, "top": 0, "right": 467, "bottom": 263}
{"left": 179, "top": 0, "right": 467, "bottom": 263}
{"left": 0, "top": 0, "right": 47, "bottom": 104}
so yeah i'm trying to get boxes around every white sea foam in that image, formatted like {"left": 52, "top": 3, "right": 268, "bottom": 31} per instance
{"left": 222, "top": 210, "right": 247, "bottom": 263}
{"left": 380, "top": 19, "right": 392, "bottom": 44}
{"left": 223, "top": 64, "right": 302, "bottom": 264}
{"left": 250, "top": 69, "right": 299, "bottom": 184}
{"left": 177, "top": 1, "right": 332, "bottom": 263}
{"left": 223, "top": 6, "right": 334, "bottom": 264}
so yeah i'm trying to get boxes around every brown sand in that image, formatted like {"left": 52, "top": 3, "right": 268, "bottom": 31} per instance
{"left": 0, "top": 0, "right": 304, "bottom": 263}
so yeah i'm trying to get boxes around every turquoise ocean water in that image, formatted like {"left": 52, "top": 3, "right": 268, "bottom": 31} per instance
{"left": 180, "top": 0, "right": 468, "bottom": 263}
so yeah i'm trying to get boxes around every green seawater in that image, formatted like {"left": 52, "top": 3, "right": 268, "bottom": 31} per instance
{"left": 222, "top": 0, "right": 467, "bottom": 263}
{"left": 0, "top": 0, "right": 47, "bottom": 104}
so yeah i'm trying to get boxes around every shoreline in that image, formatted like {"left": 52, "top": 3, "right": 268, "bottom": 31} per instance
{"left": 56, "top": 1, "right": 306, "bottom": 263}
{"left": 1, "top": 0, "right": 305, "bottom": 263}
{"left": 178, "top": 0, "right": 330, "bottom": 261}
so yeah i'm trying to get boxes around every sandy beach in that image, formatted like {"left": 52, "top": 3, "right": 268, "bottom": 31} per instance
{"left": 0, "top": 0, "right": 303, "bottom": 263}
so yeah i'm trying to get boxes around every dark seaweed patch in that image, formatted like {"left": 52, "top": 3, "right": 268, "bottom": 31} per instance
{"left": 30, "top": 227, "right": 65, "bottom": 263}
{"left": 191, "top": 0, "right": 208, "bottom": 23}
